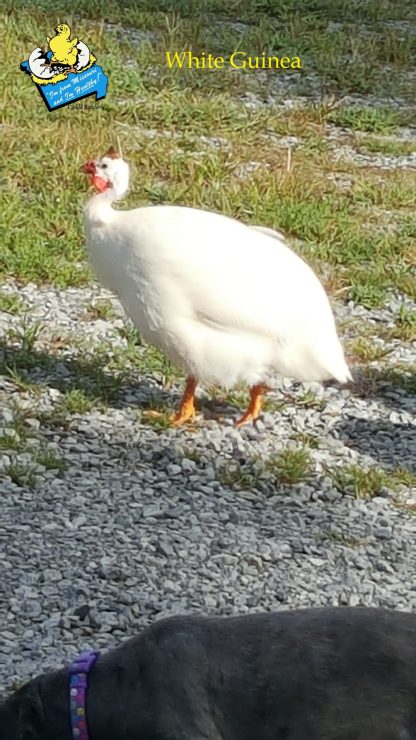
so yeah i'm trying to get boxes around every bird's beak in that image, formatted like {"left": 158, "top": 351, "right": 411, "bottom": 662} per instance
{"left": 80, "top": 160, "right": 96, "bottom": 175}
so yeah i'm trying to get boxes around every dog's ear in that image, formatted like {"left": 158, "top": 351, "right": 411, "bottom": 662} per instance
{"left": 16, "top": 681, "right": 44, "bottom": 740}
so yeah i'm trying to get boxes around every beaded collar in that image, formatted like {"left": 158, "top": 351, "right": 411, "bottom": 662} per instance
{"left": 69, "top": 650, "right": 100, "bottom": 739}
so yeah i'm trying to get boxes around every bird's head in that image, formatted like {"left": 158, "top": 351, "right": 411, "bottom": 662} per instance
{"left": 56, "top": 24, "right": 70, "bottom": 37}
{"left": 80, "top": 146, "right": 130, "bottom": 199}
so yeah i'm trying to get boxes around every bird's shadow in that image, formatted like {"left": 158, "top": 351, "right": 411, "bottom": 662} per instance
{"left": 1, "top": 344, "right": 414, "bottom": 448}
{"left": 334, "top": 366, "right": 415, "bottom": 472}
{"left": 0, "top": 342, "right": 239, "bottom": 421}
{"left": 350, "top": 365, "right": 416, "bottom": 411}
{"left": 0, "top": 342, "right": 170, "bottom": 410}
{"left": 335, "top": 415, "right": 415, "bottom": 473}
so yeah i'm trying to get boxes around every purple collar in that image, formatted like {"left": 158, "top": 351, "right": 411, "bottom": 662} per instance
{"left": 69, "top": 650, "right": 100, "bottom": 739}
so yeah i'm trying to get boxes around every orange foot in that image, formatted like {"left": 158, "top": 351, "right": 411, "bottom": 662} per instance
{"left": 235, "top": 383, "right": 271, "bottom": 427}
{"left": 171, "top": 376, "right": 197, "bottom": 426}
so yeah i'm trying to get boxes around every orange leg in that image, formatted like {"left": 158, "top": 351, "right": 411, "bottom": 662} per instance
{"left": 234, "top": 384, "right": 271, "bottom": 427}
{"left": 171, "top": 376, "right": 197, "bottom": 426}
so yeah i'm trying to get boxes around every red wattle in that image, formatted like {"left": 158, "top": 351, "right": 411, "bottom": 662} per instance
{"left": 92, "top": 175, "right": 111, "bottom": 192}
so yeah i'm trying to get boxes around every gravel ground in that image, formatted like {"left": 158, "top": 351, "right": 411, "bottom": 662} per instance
{"left": 0, "top": 280, "right": 415, "bottom": 690}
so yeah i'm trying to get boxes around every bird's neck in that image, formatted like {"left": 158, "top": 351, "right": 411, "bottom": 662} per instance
{"left": 84, "top": 188, "right": 119, "bottom": 227}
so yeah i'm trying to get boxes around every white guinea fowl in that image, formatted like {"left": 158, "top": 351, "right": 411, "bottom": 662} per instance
{"left": 81, "top": 146, "right": 352, "bottom": 426}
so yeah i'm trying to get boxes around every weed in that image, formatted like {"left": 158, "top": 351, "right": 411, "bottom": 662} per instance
{"left": 292, "top": 431, "right": 321, "bottom": 449}
{"left": 83, "top": 300, "right": 117, "bottom": 321}
{"left": 6, "top": 318, "right": 44, "bottom": 353}
{"left": 35, "top": 449, "right": 68, "bottom": 472}
{"left": 140, "top": 411, "right": 175, "bottom": 430}
{"left": 357, "top": 136, "right": 416, "bottom": 157}
{"left": 4, "top": 459, "right": 37, "bottom": 489}
{"left": 388, "top": 305, "right": 416, "bottom": 343}
{"left": 215, "top": 460, "right": 259, "bottom": 490}
{"left": 295, "top": 389, "right": 326, "bottom": 410}
{"left": 0, "top": 433, "right": 25, "bottom": 452}
{"left": 329, "top": 108, "right": 404, "bottom": 134}
{"left": 331, "top": 464, "right": 388, "bottom": 498}
{"left": 330, "top": 464, "right": 416, "bottom": 498}
{"left": 56, "top": 389, "right": 96, "bottom": 415}
{"left": 0, "top": 294, "right": 24, "bottom": 315}
{"left": 266, "top": 447, "right": 312, "bottom": 485}
{"left": 349, "top": 337, "right": 393, "bottom": 363}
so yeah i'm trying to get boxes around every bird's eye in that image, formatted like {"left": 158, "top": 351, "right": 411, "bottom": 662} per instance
{"left": 102, "top": 163, "right": 108, "bottom": 170}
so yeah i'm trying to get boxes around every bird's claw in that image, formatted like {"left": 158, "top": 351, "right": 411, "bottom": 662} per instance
{"left": 170, "top": 409, "right": 196, "bottom": 426}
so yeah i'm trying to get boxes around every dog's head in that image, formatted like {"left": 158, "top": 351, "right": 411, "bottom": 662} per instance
{"left": 0, "top": 669, "right": 71, "bottom": 740}
{"left": 0, "top": 678, "right": 46, "bottom": 740}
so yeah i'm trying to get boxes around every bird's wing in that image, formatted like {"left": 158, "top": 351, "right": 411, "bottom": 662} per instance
{"left": 117, "top": 206, "right": 332, "bottom": 342}
{"left": 249, "top": 224, "right": 286, "bottom": 241}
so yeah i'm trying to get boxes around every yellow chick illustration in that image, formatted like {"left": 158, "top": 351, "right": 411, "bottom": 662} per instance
{"left": 47, "top": 24, "right": 79, "bottom": 74}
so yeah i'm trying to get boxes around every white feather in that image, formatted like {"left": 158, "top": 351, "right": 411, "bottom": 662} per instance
{"left": 249, "top": 224, "right": 286, "bottom": 242}
{"left": 83, "top": 162, "right": 352, "bottom": 390}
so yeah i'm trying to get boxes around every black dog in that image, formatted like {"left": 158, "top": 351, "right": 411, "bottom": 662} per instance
{"left": 2, "top": 607, "right": 416, "bottom": 739}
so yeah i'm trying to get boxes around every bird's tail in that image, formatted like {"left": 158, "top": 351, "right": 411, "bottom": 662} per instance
{"left": 317, "top": 337, "right": 352, "bottom": 384}
{"left": 333, "top": 363, "right": 353, "bottom": 384}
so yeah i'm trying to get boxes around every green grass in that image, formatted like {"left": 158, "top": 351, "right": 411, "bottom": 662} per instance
{"left": 215, "top": 445, "right": 313, "bottom": 490}
{"left": 331, "top": 465, "right": 387, "bottom": 498}
{"left": 294, "top": 389, "right": 325, "bottom": 410}
{"left": 1, "top": 438, "right": 67, "bottom": 482}
{"left": 328, "top": 107, "right": 407, "bottom": 134}
{"left": 384, "top": 365, "right": 416, "bottom": 395}
{"left": 266, "top": 447, "right": 312, "bottom": 485}
{"left": 353, "top": 363, "right": 416, "bottom": 400}
{"left": 349, "top": 337, "right": 393, "bottom": 363}
{"left": 83, "top": 300, "right": 118, "bottom": 321}
{"left": 4, "top": 459, "right": 38, "bottom": 489}
{"left": 5, "top": 319, "right": 44, "bottom": 354}
{"left": 139, "top": 408, "right": 174, "bottom": 430}
{"left": 331, "top": 464, "right": 416, "bottom": 499}
{"left": 323, "top": 531, "right": 369, "bottom": 548}
{"left": 0, "top": 294, "right": 25, "bottom": 315}
{"left": 215, "top": 460, "right": 259, "bottom": 491}
{"left": 388, "top": 305, "right": 416, "bottom": 342}
{"left": 0, "top": 432, "right": 26, "bottom": 451}
{"left": 0, "top": 404, "right": 35, "bottom": 445}
{"left": 54, "top": 387, "right": 100, "bottom": 415}
{"left": 292, "top": 431, "right": 321, "bottom": 449}
{"left": 357, "top": 135, "right": 416, "bottom": 157}
{"left": 35, "top": 448, "right": 68, "bottom": 471}
{"left": 0, "top": 1, "right": 414, "bottom": 310}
